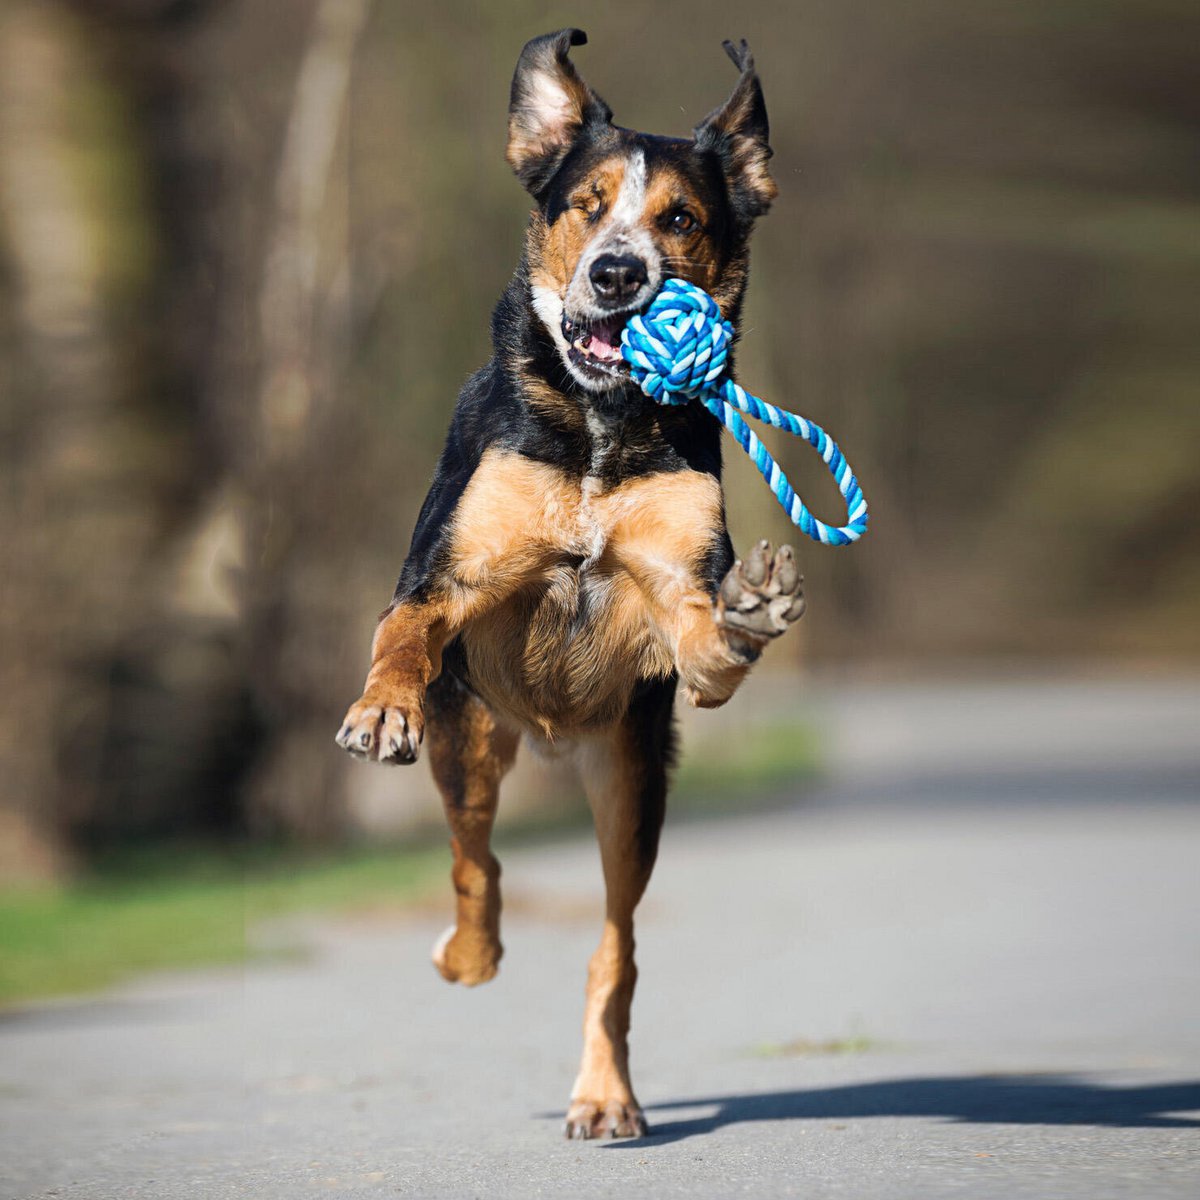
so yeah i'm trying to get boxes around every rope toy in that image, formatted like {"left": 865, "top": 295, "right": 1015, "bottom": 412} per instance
{"left": 621, "top": 279, "right": 869, "bottom": 546}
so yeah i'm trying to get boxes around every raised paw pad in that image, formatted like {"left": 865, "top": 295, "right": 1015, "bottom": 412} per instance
{"left": 719, "top": 541, "right": 806, "bottom": 639}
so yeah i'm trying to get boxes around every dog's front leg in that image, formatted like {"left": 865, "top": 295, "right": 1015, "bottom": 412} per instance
{"left": 336, "top": 600, "right": 449, "bottom": 764}
{"left": 674, "top": 539, "right": 806, "bottom": 709}
{"left": 336, "top": 564, "right": 525, "bottom": 765}
{"left": 338, "top": 447, "right": 574, "bottom": 764}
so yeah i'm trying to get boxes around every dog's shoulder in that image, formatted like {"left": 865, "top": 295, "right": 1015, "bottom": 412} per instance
{"left": 394, "top": 353, "right": 588, "bottom": 601}
{"left": 394, "top": 363, "right": 508, "bottom": 601}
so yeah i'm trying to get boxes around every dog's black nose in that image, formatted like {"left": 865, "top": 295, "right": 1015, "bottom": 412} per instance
{"left": 589, "top": 254, "right": 648, "bottom": 306}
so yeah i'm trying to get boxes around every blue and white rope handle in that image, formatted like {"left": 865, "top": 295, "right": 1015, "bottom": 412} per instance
{"left": 621, "top": 279, "right": 869, "bottom": 546}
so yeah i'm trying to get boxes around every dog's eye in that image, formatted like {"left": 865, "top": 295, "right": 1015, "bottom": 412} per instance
{"left": 576, "top": 194, "right": 603, "bottom": 221}
{"left": 668, "top": 210, "right": 697, "bottom": 234}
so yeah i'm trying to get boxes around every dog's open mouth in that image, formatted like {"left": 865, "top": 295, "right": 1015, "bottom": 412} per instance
{"left": 561, "top": 312, "right": 632, "bottom": 381}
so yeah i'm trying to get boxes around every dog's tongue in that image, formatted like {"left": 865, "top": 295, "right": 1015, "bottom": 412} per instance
{"left": 587, "top": 317, "right": 624, "bottom": 363}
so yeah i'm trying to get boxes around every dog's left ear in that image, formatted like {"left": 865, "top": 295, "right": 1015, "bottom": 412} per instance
{"left": 507, "top": 29, "right": 613, "bottom": 197}
{"left": 694, "top": 39, "right": 778, "bottom": 223}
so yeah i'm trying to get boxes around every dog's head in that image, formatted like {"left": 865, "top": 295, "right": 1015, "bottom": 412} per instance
{"left": 508, "top": 29, "right": 776, "bottom": 394}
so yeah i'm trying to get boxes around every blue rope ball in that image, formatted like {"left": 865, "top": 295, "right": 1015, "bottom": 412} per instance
{"left": 621, "top": 279, "right": 870, "bottom": 547}
{"left": 622, "top": 282, "right": 733, "bottom": 404}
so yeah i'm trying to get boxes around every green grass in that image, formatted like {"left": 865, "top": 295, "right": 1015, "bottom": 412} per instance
{"left": 0, "top": 842, "right": 444, "bottom": 1009}
{"left": 673, "top": 718, "right": 822, "bottom": 815}
{"left": 0, "top": 716, "right": 821, "bottom": 1009}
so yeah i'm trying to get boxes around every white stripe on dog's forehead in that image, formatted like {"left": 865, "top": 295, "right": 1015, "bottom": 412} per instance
{"left": 608, "top": 149, "right": 647, "bottom": 228}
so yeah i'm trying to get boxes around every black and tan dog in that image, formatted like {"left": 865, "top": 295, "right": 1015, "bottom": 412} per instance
{"left": 336, "top": 29, "right": 804, "bottom": 1139}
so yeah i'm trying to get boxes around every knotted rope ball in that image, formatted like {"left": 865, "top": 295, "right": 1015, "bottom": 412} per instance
{"left": 622, "top": 279, "right": 869, "bottom": 547}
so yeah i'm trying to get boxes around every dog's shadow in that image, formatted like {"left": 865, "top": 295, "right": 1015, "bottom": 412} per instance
{"left": 595, "top": 1074, "right": 1200, "bottom": 1148}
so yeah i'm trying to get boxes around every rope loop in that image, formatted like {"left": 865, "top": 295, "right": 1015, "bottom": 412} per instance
{"left": 621, "top": 279, "right": 869, "bottom": 546}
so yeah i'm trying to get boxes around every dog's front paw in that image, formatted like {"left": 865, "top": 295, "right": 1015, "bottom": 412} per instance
{"left": 717, "top": 539, "right": 805, "bottom": 643}
{"left": 564, "top": 1097, "right": 647, "bottom": 1140}
{"left": 335, "top": 692, "right": 424, "bottom": 764}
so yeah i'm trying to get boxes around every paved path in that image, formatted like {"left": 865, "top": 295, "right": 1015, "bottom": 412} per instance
{"left": 3, "top": 679, "right": 1199, "bottom": 1198}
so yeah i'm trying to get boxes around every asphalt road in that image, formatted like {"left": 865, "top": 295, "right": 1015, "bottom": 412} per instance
{"left": 3, "top": 678, "right": 1199, "bottom": 1198}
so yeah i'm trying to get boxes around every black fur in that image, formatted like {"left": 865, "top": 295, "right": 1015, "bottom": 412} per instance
{"left": 625, "top": 675, "right": 678, "bottom": 871}
{"left": 423, "top": 669, "right": 473, "bottom": 808}
{"left": 508, "top": 28, "right": 613, "bottom": 197}
{"left": 693, "top": 39, "right": 775, "bottom": 228}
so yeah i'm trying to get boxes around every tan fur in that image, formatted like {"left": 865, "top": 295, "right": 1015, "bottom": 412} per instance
{"left": 342, "top": 450, "right": 762, "bottom": 755}
{"left": 526, "top": 156, "right": 628, "bottom": 301}
{"left": 596, "top": 469, "right": 754, "bottom": 707}
{"left": 336, "top": 601, "right": 448, "bottom": 754}
{"left": 341, "top": 446, "right": 738, "bottom": 1134}
{"left": 427, "top": 692, "right": 519, "bottom": 986}
{"left": 444, "top": 449, "right": 747, "bottom": 738}
{"left": 346, "top": 447, "right": 752, "bottom": 744}
{"left": 731, "top": 140, "right": 778, "bottom": 208}
{"left": 566, "top": 721, "right": 661, "bottom": 1137}
{"left": 701, "top": 69, "right": 778, "bottom": 214}
{"left": 644, "top": 171, "right": 722, "bottom": 293}
{"left": 518, "top": 373, "right": 589, "bottom": 432}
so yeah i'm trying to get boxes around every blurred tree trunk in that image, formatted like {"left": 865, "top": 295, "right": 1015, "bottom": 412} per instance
{"left": 0, "top": 0, "right": 261, "bottom": 868}
{"left": 70, "top": 0, "right": 262, "bottom": 844}
{"left": 0, "top": 1, "right": 209, "bottom": 869}
{"left": 239, "top": 0, "right": 372, "bottom": 838}
{"left": 0, "top": 2, "right": 97, "bottom": 876}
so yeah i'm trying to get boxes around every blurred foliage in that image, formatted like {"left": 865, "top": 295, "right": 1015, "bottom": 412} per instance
{"left": 672, "top": 720, "right": 822, "bottom": 812}
{"left": 0, "top": 0, "right": 1197, "bottom": 869}
{"left": 0, "top": 841, "right": 444, "bottom": 1005}
{"left": 0, "top": 712, "right": 819, "bottom": 1006}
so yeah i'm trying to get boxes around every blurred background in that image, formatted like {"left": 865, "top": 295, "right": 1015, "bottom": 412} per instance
{"left": 1, "top": 0, "right": 1198, "bottom": 1002}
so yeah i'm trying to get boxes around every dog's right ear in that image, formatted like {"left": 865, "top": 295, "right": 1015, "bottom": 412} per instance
{"left": 507, "top": 29, "right": 612, "bottom": 197}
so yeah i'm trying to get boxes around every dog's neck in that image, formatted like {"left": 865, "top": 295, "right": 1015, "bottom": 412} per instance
{"left": 490, "top": 254, "right": 732, "bottom": 486}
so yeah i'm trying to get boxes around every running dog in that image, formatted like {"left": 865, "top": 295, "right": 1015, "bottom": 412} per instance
{"left": 336, "top": 28, "right": 804, "bottom": 1139}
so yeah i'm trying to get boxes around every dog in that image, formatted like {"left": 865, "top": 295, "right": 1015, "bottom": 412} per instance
{"left": 336, "top": 29, "right": 804, "bottom": 1139}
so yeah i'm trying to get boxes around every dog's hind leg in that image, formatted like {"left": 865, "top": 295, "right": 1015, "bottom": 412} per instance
{"left": 565, "top": 678, "right": 675, "bottom": 1139}
{"left": 425, "top": 672, "right": 519, "bottom": 987}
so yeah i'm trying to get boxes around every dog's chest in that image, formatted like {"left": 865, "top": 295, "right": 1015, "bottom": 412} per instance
{"left": 450, "top": 446, "right": 723, "bottom": 729}
{"left": 453, "top": 445, "right": 720, "bottom": 577}
{"left": 574, "top": 414, "right": 622, "bottom": 567}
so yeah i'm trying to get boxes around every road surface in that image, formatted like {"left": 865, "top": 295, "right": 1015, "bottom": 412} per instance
{"left": 3, "top": 677, "right": 1199, "bottom": 1198}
